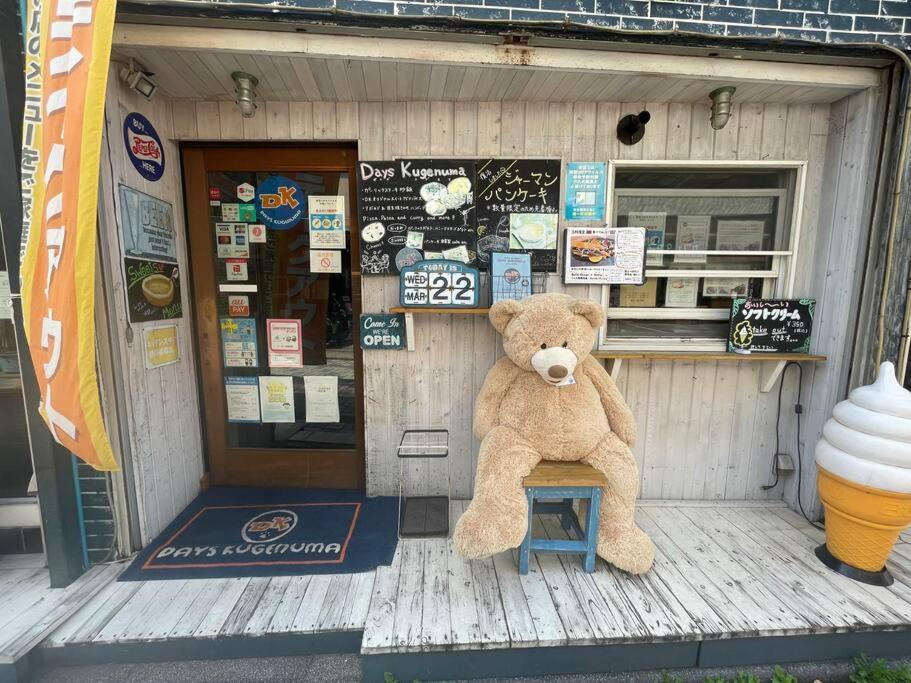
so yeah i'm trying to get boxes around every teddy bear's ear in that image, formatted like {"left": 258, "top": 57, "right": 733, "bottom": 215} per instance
{"left": 489, "top": 299, "right": 524, "bottom": 334}
{"left": 570, "top": 298, "right": 604, "bottom": 329}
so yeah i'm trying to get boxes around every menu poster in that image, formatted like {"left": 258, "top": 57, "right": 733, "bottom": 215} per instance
{"left": 357, "top": 159, "right": 477, "bottom": 274}
{"left": 490, "top": 252, "right": 532, "bottom": 304}
{"left": 562, "top": 227, "right": 647, "bottom": 285}
{"left": 728, "top": 298, "right": 815, "bottom": 353}
{"left": 674, "top": 215, "right": 711, "bottom": 263}
{"left": 304, "top": 375, "right": 340, "bottom": 423}
{"left": 220, "top": 317, "right": 258, "bottom": 368}
{"left": 476, "top": 159, "right": 561, "bottom": 271}
{"left": 124, "top": 257, "right": 182, "bottom": 323}
{"left": 716, "top": 220, "right": 766, "bottom": 251}
{"left": 215, "top": 223, "right": 249, "bottom": 258}
{"left": 267, "top": 318, "right": 303, "bottom": 368}
{"left": 664, "top": 278, "right": 698, "bottom": 307}
{"left": 619, "top": 279, "right": 658, "bottom": 307}
{"left": 225, "top": 376, "right": 260, "bottom": 423}
{"left": 704, "top": 277, "right": 749, "bottom": 298}
{"left": 308, "top": 195, "right": 346, "bottom": 249}
{"left": 259, "top": 376, "right": 295, "bottom": 423}
{"left": 118, "top": 185, "right": 177, "bottom": 263}
{"left": 629, "top": 211, "right": 667, "bottom": 267}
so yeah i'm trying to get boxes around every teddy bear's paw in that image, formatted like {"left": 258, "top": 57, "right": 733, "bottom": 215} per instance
{"left": 596, "top": 525, "right": 655, "bottom": 575}
{"left": 454, "top": 504, "right": 527, "bottom": 559}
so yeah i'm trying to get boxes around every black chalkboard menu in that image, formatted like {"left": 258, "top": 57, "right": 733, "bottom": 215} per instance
{"left": 475, "top": 159, "right": 561, "bottom": 272}
{"left": 727, "top": 298, "right": 815, "bottom": 353}
{"left": 357, "top": 159, "right": 477, "bottom": 275}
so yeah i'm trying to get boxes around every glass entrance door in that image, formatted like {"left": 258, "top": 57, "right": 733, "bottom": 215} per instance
{"left": 183, "top": 146, "right": 364, "bottom": 489}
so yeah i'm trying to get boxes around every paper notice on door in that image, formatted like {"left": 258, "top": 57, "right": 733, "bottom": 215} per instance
{"left": 267, "top": 318, "right": 303, "bottom": 368}
{"left": 259, "top": 376, "right": 295, "bottom": 423}
{"left": 308, "top": 195, "right": 346, "bottom": 249}
{"left": 225, "top": 376, "right": 260, "bottom": 423}
{"left": 0, "top": 272, "right": 11, "bottom": 320}
{"left": 215, "top": 223, "right": 249, "bottom": 258}
{"left": 304, "top": 376, "right": 340, "bottom": 423}
{"left": 311, "top": 249, "right": 342, "bottom": 274}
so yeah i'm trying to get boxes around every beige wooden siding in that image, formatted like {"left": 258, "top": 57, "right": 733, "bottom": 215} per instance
{"left": 159, "top": 95, "right": 879, "bottom": 507}
{"left": 98, "top": 67, "right": 205, "bottom": 544}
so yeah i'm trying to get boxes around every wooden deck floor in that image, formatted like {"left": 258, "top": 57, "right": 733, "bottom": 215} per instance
{"left": 34, "top": 500, "right": 911, "bottom": 675}
{"left": 0, "top": 555, "right": 118, "bottom": 666}
{"left": 362, "top": 501, "right": 911, "bottom": 654}
{"left": 43, "top": 569, "right": 376, "bottom": 648}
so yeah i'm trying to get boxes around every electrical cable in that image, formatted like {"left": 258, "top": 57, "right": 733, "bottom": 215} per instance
{"left": 762, "top": 361, "right": 824, "bottom": 530}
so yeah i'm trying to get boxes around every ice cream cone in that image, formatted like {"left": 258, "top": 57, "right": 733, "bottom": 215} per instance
{"left": 814, "top": 361, "right": 911, "bottom": 581}
{"left": 817, "top": 467, "right": 911, "bottom": 572}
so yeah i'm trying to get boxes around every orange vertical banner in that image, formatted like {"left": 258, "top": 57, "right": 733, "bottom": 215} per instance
{"left": 19, "top": 0, "right": 119, "bottom": 471}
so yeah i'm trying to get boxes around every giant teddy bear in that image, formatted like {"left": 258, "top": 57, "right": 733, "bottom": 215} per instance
{"left": 453, "top": 293, "right": 654, "bottom": 574}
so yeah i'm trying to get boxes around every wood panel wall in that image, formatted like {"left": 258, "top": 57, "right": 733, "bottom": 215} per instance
{"left": 97, "top": 68, "right": 205, "bottom": 544}
{"left": 142, "top": 93, "right": 882, "bottom": 510}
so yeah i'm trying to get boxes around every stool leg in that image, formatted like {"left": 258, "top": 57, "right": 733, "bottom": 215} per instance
{"left": 583, "top": 487, "right": 601, "bottom": 573}
{"left": 519, "top": 488, "right": 534, "bottom": 575}
{"left": 560, "top": 498, "right": 574, "bottom": 532}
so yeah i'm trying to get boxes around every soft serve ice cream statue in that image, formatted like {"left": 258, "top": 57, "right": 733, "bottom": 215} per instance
{"left": 814, "top": 361, "right": 911, "bottom": 585}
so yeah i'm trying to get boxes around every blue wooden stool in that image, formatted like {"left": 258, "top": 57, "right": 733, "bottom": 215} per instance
{"left": 519, "top": 462, "right": 606, "bottom": 574}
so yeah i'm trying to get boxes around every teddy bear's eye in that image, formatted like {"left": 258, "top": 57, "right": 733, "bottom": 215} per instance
{"left": 562, "top": 341, "right": 568, "bottom": 348}
{"left": 540, "top": 343, "right": 547, "bottom": 349}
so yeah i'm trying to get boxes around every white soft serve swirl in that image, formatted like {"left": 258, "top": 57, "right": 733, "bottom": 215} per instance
{"left": 815, "top": 362, "right": 911, "bottom": 493}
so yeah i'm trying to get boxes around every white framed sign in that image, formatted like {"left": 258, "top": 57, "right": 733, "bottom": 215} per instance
{"left": 562, "top": 227, "right": 646, "bottom": 285}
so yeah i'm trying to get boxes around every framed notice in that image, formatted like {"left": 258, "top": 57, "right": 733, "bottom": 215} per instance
{"left": 565, "top": 162, "right": 606, "bottom": 221}
{"left": 728, "top": 298, "right": 815, "bottom": 353}
{"left": 142, "top": 324, "right": 179, "bottom": 369}
{"left": 267, "top": 318, "right": 303, "bottom": 368}
{"left": 118, "top": 185, "right": 176, "bottom": 263}
{"left": 357, "top": 159, "right": 477, "bottom": 274}
{"left": 619, "top": 279, "right": 657, "bottom": 307}
{"left": 629, "top": 211, "right": 666, "bottom": 267}
{"left": 399, "top": 260, "right": 479, "bottom": 308}
{"left": 716, "top": 220, "right": 765, "bottom": 251}
{"left": 259, "top": 376, "right": 295, "bottom": 423}
{"left": 674, "top": 215, "right": 710, "bottom": 263}
{"left": 225, "top": 376, "right": 260, "bottom": 423}
{"left": 308, "top": 195, "right": 346, "bottom": 249}
{"left": 476, "top": 159, "right": 561, "bottom": 271}
{"left": 562, "top": 227, "right": 646, "bottom": 285}
{"left": 220, "top": 317, "right": 258, "bottom": 368}
{"left": 304, "top": 376, "right": 340, "bottom": 423}
{"left": 665, "top": 278, "right": 698, "bottom": 308}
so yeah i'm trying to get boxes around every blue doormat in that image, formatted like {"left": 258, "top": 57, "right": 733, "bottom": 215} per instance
{"left": 118, "top": 488, "right": 399, "bottom": 581}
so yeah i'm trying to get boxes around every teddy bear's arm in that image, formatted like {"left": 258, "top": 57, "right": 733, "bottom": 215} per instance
{"left": 473, "top": 357, "right": 521, "bottom": 441}
{"left": 579, "top": 356, "right": 636, "bottom": 447}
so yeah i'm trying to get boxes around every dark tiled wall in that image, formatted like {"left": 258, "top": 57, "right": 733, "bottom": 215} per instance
{"left": 330, "top": 0, "right": 911, "bottom": 48}
{"left": 76, "top": 462, "right": 116, "bottom": 565}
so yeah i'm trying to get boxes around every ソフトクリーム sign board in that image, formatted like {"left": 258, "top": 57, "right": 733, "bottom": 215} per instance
{"left": 357, "top": 160, "right": 477, "bottom": 274}
{"left": 399, "top": 260, "right": 479, "bottom": 308}
{"left": 728, "top": 298, "right": 815, "bottom": 353}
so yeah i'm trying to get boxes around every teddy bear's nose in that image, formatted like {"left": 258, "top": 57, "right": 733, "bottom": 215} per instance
{"left": 548, "top": 365, "right": 568, "bottom": 379}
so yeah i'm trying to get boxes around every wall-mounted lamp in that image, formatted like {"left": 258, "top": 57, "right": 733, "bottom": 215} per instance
{"left": 232, "top": 71, "right": 259, "bottom": 119}
{"left": 709, "top": 86, "right": 736, "bottom": 130}
{"left": 616, "top": 110, "right": 650, "bottom": 146}
{"left": 119, "top": 59, "right": 157, "bottom": 100}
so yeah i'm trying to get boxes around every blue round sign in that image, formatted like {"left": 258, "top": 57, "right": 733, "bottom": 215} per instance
{"left": 256, "top": 175, "right": 305, "bottom": 230}
{"left": 122, "top": 112, "right": 164, "bottom": 182}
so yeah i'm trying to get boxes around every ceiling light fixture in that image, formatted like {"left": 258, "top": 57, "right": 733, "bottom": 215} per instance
{"left": 119, "top": 59, "right": 157, "bottom": 100}
{"left": 232, "top": 71, "right": 259, "bottom": 119}
{"left": 709, "top": 86, "right": 736, "bottom": 130}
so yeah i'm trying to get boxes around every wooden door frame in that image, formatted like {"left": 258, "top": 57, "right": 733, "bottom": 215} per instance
{"left": 182, "top": 143, "right": 365, "bottom": 490}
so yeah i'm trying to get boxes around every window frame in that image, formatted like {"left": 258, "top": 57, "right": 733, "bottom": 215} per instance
{"left": 599, "top": 160, "right": 808, "bottom": 352}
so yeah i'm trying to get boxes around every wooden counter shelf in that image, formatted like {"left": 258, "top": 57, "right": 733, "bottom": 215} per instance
{"left": 389, "top": 307, "right": 491, "bottom": 315}
{"left": 595, "top": 351, "right": 827, "bottom": 393}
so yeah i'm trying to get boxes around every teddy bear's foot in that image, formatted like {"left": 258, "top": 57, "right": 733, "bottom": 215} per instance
{"left": 596, "top": 524, "right": 655, "bottom": 574}
{"left": 454, "top": 501, "right": 528, "bottom": 559}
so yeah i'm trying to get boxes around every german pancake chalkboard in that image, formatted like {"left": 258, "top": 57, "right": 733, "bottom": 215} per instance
{"left": 357, "top": 160, "right": 477, "bottom": 274}
{"left": 728, "top": 298, "right": 815, "bottom": 353}
{"left": 475, "top": 159, "right": 561, "bottom": 272}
